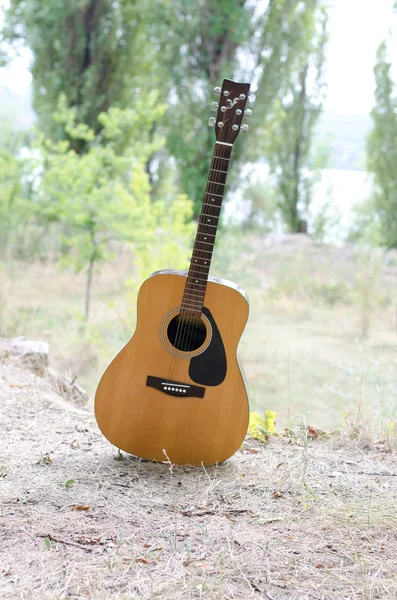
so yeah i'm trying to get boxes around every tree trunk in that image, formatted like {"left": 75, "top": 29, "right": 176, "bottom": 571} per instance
{"left": 84, "top": 254, "right": 95, "bottom": 322}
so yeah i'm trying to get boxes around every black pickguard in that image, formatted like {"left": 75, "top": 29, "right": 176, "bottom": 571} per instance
{"left": 188, "top": 307, "right": 227, "bottom": 386}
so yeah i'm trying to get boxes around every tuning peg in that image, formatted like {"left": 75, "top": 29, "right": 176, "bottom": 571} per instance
{"left": 208, "top": 117, "right": 216, "bottom": 127}
{"left": 248, "top": 94, "right": 256, "bottom": 104}
{"left": 211, "top": 102, "right": 218, "bottom": 111}
{"left": 214, "top": 87, "right": 221, "bottom": 95}
{"left": 241, "top": 124, "right": 249, "bottom": 133}
{"left": 245, "top": 108, "right": 252, "bottom": 118}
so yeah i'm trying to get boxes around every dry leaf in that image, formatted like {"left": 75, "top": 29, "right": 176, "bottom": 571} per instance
{"left": 224, "top": 513, "right": 236, "bottom": 522}
{"left": 307, "top": 426, "right": 319, "bottom": 437}
{"left": 71, "top": 505, "right": 91, "bottom": 511}
{"left": 76, "top": 537, "right": 102, "bottom": 545}
{"left": 135, "top": 557, "right": 151, "bottom": 564}
{"left": 272, "top": 491, "right": 284, "bottom": 499}
{"left": 248, "top": 448, "right": 261, "bottom": 454}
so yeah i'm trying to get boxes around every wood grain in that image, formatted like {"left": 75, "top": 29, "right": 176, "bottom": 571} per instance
{"left": 95, "top": 271, "right": 249, "bottom": 466}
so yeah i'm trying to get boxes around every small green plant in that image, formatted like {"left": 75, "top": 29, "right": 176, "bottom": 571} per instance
{"left": 61, "top": 479, "right": 75, "bottom": 488}
{"left": 44, "top": 537, "right": 51, "bottom": 551}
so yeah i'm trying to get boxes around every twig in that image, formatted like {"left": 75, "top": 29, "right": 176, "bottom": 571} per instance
{"left": 248, "top": 577, "right": 276, "bottom": 599}
{"left": 38, "top": 533, "right": 93, "bottom": 552}
{"left": 358, "top": 471, "right": 397, "bottom": 477}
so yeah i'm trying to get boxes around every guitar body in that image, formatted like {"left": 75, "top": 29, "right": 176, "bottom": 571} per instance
{"left": 95, "top": 270, "right": 249, "bottom": 465}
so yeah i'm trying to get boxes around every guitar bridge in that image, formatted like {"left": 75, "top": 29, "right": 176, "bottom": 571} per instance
{"left": 146, "top": 376, "right": 205, "bottom": 398}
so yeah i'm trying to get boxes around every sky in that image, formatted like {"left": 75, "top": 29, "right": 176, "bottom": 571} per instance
{"left": 0, "top": 0, "right": 396, "bottom": 115}
{"left": 324, "top": 0, "right": 395, "bottom": 114}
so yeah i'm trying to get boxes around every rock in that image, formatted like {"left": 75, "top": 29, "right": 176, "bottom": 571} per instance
{"left": 0, "top": 337, "right": 49, "bottom": 377}
{"left": 0, "top": 337, "right": 89, "bottom": 407}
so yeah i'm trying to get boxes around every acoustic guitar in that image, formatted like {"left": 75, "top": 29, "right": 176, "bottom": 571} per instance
{"left": 95, "top": 79, "right": 253, "bottom": 465}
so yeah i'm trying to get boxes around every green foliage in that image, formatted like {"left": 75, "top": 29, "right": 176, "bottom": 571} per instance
{"left": 0, "top": 126, "right": 33, "bottom": 256}
{"left": 36, "top": 94, "right": 193, "bottom": 320}
{"left": 367, "top": 40, "right": 397, "bottom": 248}
{"left": 238, "top": 176, "right": 280, "bottom": 232}
{"left": 151, "top": 0, "right": 325, "bottom": 215}
{"left": 2, "top": 0, "right": 156, "bottom": 151}
{"left": 264, "top": 1, "right": 328, "bottom": 233}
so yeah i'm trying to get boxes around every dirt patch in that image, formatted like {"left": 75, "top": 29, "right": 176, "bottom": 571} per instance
{"left": 1, "top": 363, "right": 397, "bottom": 599}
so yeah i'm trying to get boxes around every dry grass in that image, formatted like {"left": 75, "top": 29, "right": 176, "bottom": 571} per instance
{"left": 1, "top": 234, "right": 397, "bottom": 435}
{"left": 1, "top": 363, "right": 397, "bottom": 600}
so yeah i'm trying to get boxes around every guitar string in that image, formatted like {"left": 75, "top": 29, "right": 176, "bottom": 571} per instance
{"left": 174, "top": 109, "right": 239, "bottom": 377}
{"left": 170, "top": 97, "right": 243, "bottom": 383}
{"left": 179, "top": 101, "right": 240, "bottom": 362}
{"left": 167, "top": 115, "right": 229, "bottom": 378}
{"left": 168, "top": 95, "right": 245, "bottom": 384}
{"left": 171, "top": 115, "right": 232, "bottom": 376}
{"left": 166, "top": 138, "right": 228, "bottom": 383}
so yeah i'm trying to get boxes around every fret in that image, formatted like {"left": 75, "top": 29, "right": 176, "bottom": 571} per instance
{"left": 197, "top": 230, "right": 215, "bottom": 238}
{"left": 182, "top": 140, "right": 233, "bottom": 312}
{"left": 189, "top": 269, "right": 209, "bottom": 278}
{"left": 200, "top": 212, "right": 219, "bottom": 219}
{"left": 182, "top": 298, "right": 203, "bottom": 306}
{"left": 186, "top": 276, "right": 207, "bottom": 284}
{"left": 186, "top": 280, "right": 207, "bottom": 289}
{"left": 190, "top": 260, "right": 210, "bottom": 269}
{"left": 184, "top": 292, "right": 205, "bottom": 300}
{"left": 198, "top": 222, "right": 217, "bottom": 228}
{"left": 202, "top": 202, "right": 221, "bottom": 209}
{"left": 192, "top": 248, "right": 212, "bottom": 255}
{"left": 194, "top": 240, "right": 214, "bottom": 246}
{"left": 181, "top": 305, "right": 202, "bottom": 313}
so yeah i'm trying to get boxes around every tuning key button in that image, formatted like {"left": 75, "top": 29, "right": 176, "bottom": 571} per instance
{"left": 214, "top": 87, "right": 221, "bottom": 95}
{"left": 248, "top": 94, "right": 256, "bottom": 104}
{"left": 211, "top": 102, "right": 218, "bottom": 111}
{"left": 208, "top": 117, "right": 216, "bottom": 127}
{"left": 241, "top": 124, "right": 249, "bottom": 133}
{"left": 245, "top": 108, "right": 252, "bottom": 118}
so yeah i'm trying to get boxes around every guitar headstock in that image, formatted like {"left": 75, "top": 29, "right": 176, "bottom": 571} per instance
{"left": 208, "top": 79, "right": 254, "bottom": 144}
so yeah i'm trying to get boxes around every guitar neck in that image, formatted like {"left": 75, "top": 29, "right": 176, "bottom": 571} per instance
{"left": 181, "top": 141, "right": 233, "bottom": 317}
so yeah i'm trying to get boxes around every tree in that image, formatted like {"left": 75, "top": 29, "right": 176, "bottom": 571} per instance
{"left": 37, "top": 94, "right": 193, "bottom": 321}
{"left": 265, "top": 1, "right": 328, "bottom": 233}
{"left": 0, "top": 126, "right": 32, "bottom": 257}
{"left": 367, "top": 40, "right": 397, "bottom": 248}
{"left": 2, "top": 0, "right": 156, "bottom": 152}
{"left": 150, "top": 0, "right": 325, "bottom": 215}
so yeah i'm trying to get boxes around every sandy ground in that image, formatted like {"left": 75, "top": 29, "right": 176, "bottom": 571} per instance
{"left": 1, "top": 362, "right": 397, "bottom": 600}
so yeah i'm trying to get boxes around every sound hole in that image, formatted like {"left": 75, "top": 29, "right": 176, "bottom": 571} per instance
{"left": 167, "top": 315, "right": 207, "bottom": 352}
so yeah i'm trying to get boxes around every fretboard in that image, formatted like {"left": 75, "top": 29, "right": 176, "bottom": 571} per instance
{"left": 181, "top": 143, "right": 233, "bottom": 316}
